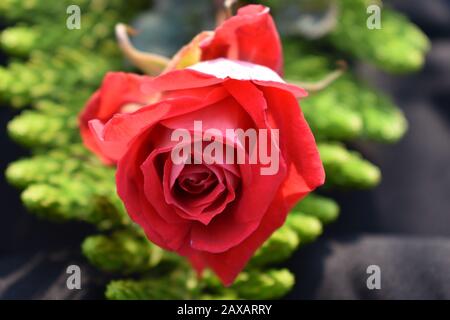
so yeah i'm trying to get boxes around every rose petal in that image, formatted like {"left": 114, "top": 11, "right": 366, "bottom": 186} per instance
{"left": 79, "top": 72, "right": 155, "bottom": 163}
{"left": 116, "top": 136, "right": 191, "bottom": 251}
{"left": 201, "top": 5, "right": 283, "bottom": 74}
{"left": 161, "top": 95, "right": 253, "bottom": 135}
{"left": 140, "top": 146, "right": 190, "bottom": 225}
{"left": 189, "top": 58, "right": 283, "bottom": 83}
{"left": 193, "top": 191, "right": 289, "bottom": 285}
{"left": 190, "top": 59, "right": 306, "bottom": 98}
{"left": 189, "top": 149, "right": 287, "bottom": 253}
{"left": 258, "top": 85, "right": 325, "bottom": 207}
{"left": 163, "top": 157, "right": 239, "bottom": 225}
{"left": 89, "top": 86, "right": 229, "bottom": 162}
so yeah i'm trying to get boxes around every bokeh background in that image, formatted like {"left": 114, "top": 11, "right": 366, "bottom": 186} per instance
{"left": 1, "top": 0, "right": 450, "bottom": 299}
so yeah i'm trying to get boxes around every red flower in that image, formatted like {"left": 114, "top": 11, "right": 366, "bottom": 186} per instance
{"left": 79, "top": 5, "right": 282, "bottom": 165}
{"left": 201, "top": 5, "right": 283, "bottom": 75}
{"left": 79, "top": 72, "right": 156, "bottom": 164}
{"left": 89, "top": 59, "right": 324, "bottom": 285}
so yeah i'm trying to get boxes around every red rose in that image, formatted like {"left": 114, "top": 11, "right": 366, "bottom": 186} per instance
{"left": 89, "top": 59, "right": 324, "bottom": 285}
{"left": 201, "top": 5, "right": 283, "bottom": 75}
{"left": 79, "top": 72, "right": 156, "bottom": 164}
{"left": 80, "top": 5, "right": 282, "bottom": 165}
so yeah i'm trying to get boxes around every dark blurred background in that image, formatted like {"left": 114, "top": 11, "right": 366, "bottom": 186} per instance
{"left": 1, "top": 0, "right": 450, "bottom": 299}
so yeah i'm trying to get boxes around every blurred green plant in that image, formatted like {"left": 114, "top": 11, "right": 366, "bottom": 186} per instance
{"left": 1, "top": 0, "right": 429, "bottom": 299}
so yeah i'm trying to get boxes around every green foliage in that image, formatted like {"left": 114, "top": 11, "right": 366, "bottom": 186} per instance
{"left": 82, "top": 230, "right": 166, "bottom": 274}
{"left": 82, "top": 224, "right": 301, "bottom": 274}
{"left": 0, "top": 0, "right": 146, "bottom": 24}
{"left": 319, "top": 142, "right": 381, "bottom": 189}
{"left": 284, "top": 40, "right": 408, "bottom": 143}
{"left": 0, "top": 26, "right": 37, "bottom": 57}
{"left": 230, "top": 269, "right": 295, "bottom": 300}
{"left": 261, "top": 0, "right": 430, "bottom": 73}
{"left": 0, "top": 22, "right": 116, "bottom": 58}
{"left": 6, "top": 146, "right": 99, "bottom": 188}
{"left": 6, "top": 148, "right": 129, "bottom": 229}
{"left": 286, "top": 213, "right": 323, "bottom": 243}
{"left": 20, "top": 178, "right": 125, "bottom": 229}
{"left": 106, "top": 269, "right": 200, "bottom": 300}
{"left": 294, "top": 193, "right": 340, "bottom": 224}
{"left": 0, "top": 48, "right": 117, "bottom": 108}
{"left": 250, "top": 225, "right": 300, "bottom": 267}
{"left": 7, "top": 110, "right": 78, "bottom": 149}
{"left": 0, "top": 0, "right": 147, "bottom": 58}
{"left": 106, "top": 268, "right": 295, "bottom": 300}
{"left": 329, "top": 0, "right": 430, "bottom": 73}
